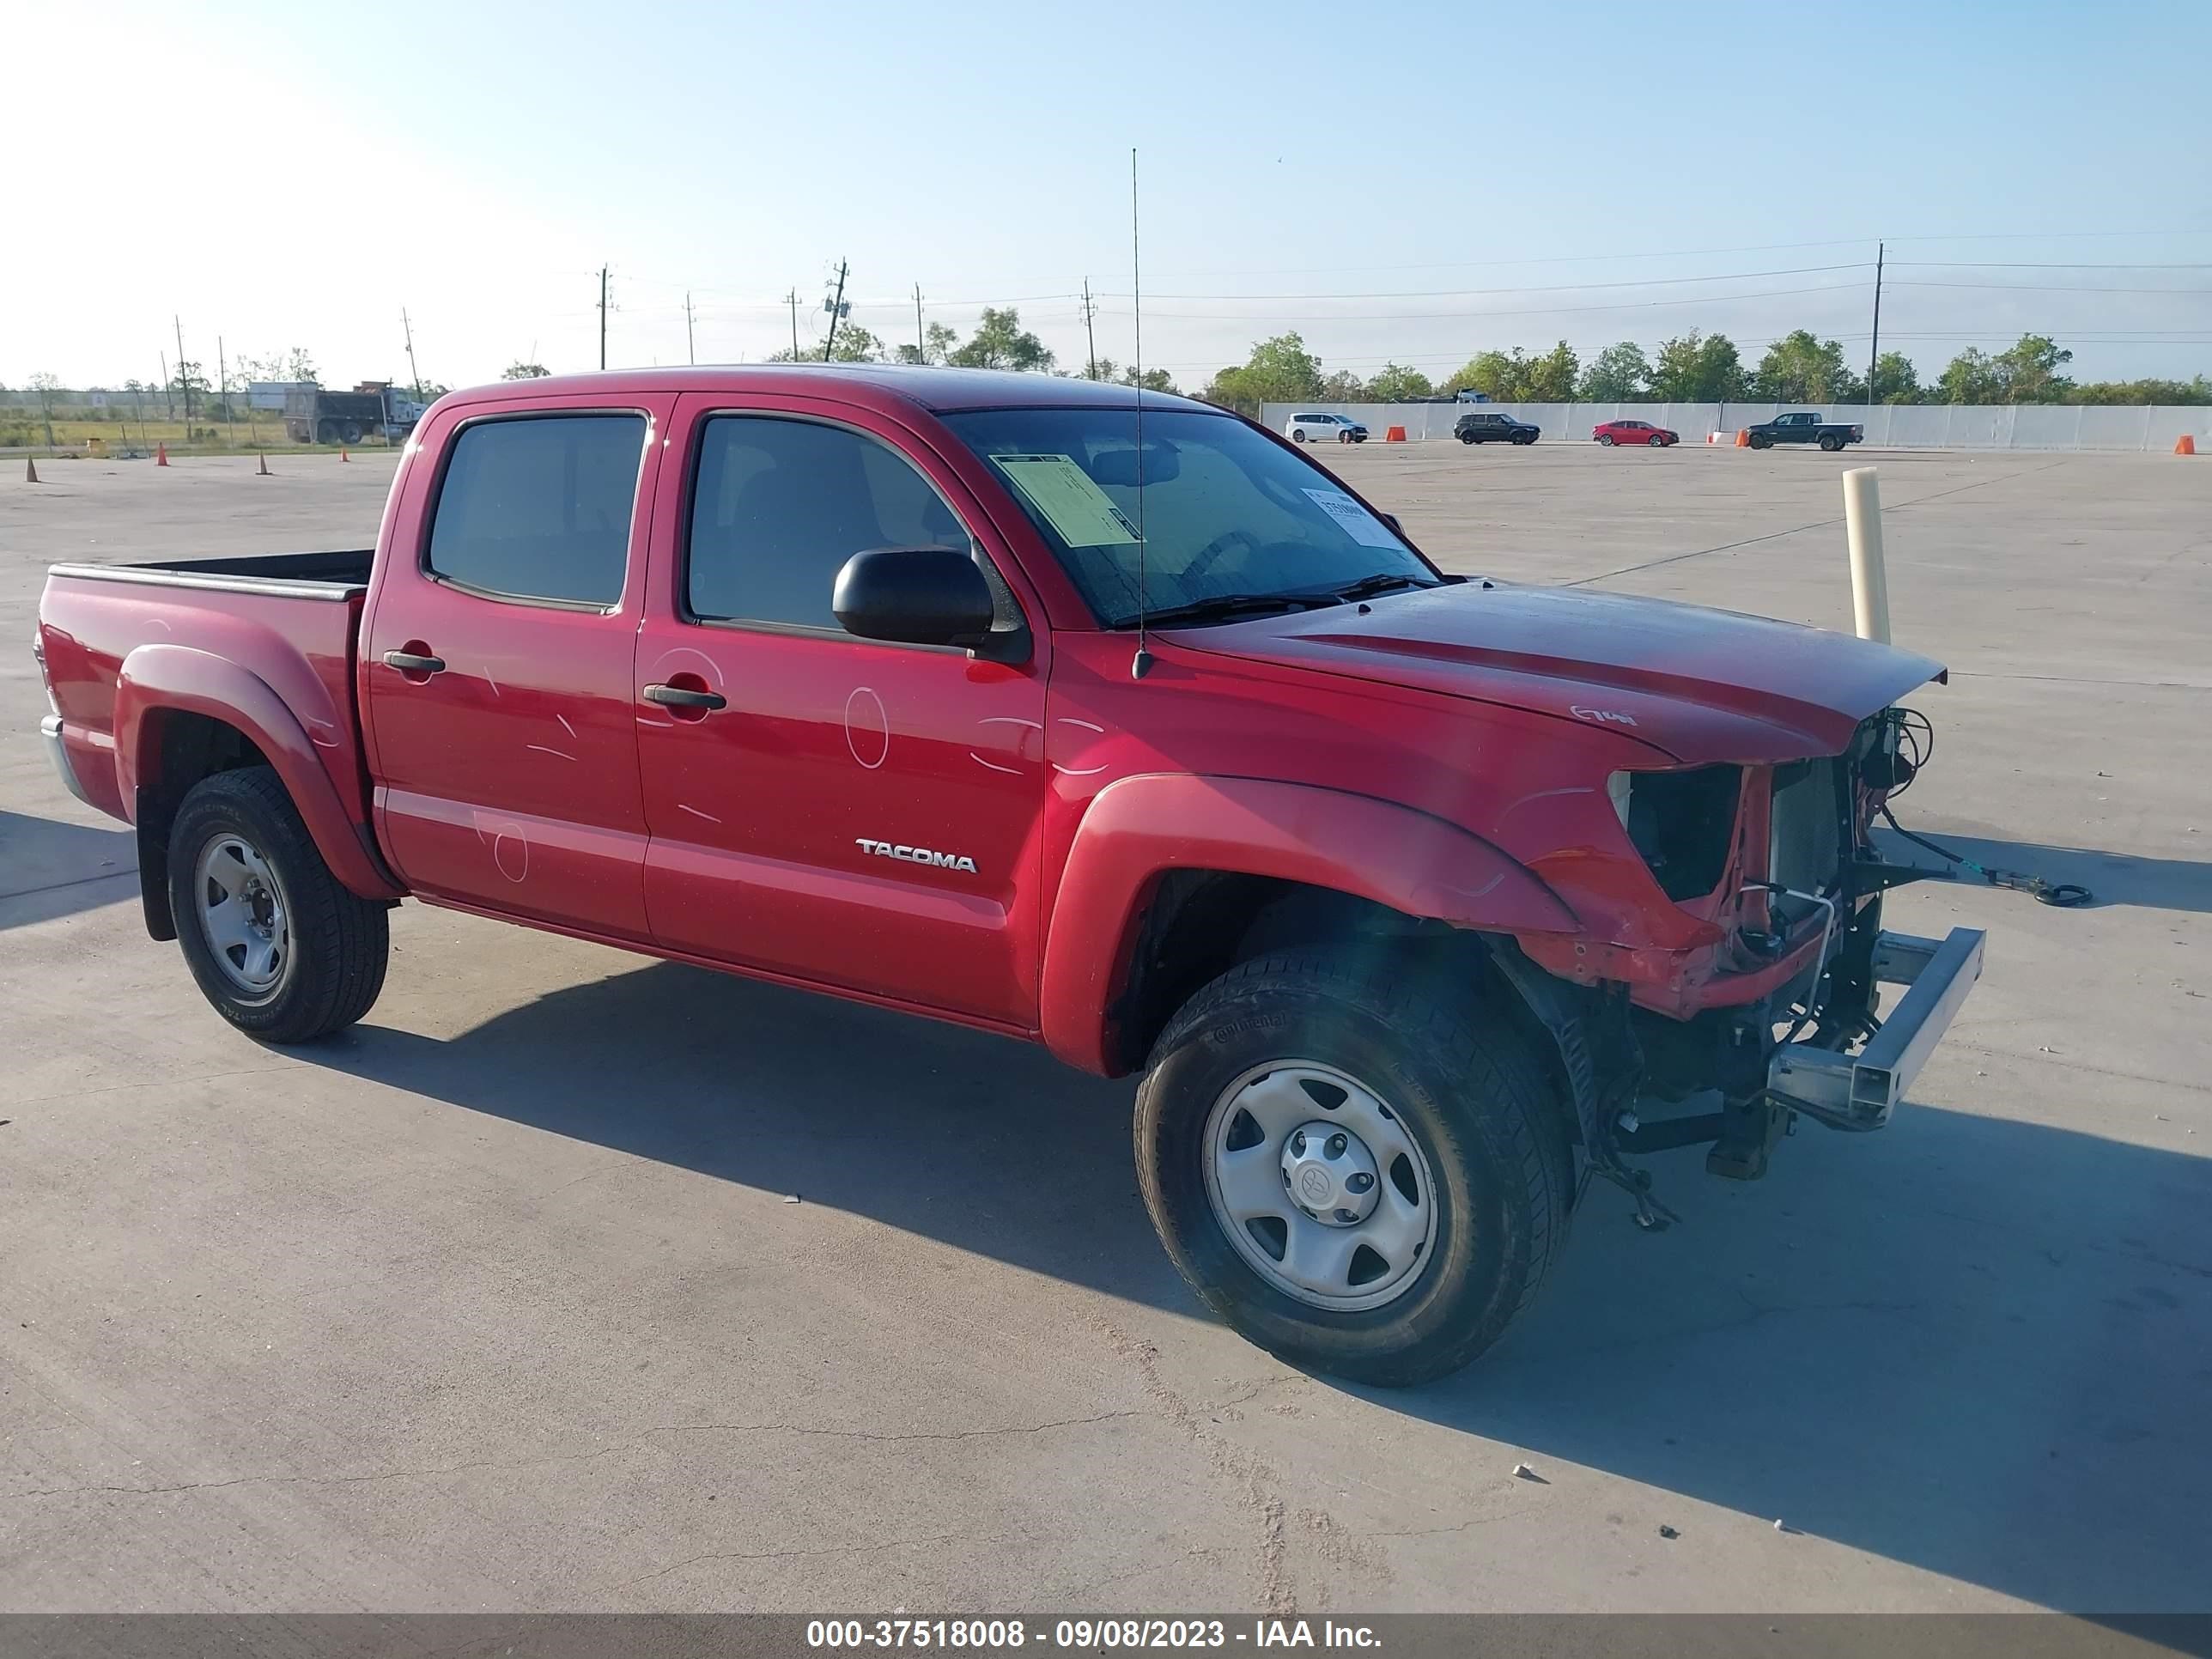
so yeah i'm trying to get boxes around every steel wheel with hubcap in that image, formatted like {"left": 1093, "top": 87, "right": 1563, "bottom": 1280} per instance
{"left": 1204, "top": 1061, "right": 1437, "bottom": 1313}
{"left": 168, "top": 765, "right": 391, "bottom": 1042}
{"left": 1135, "top": 951, "right": 1575, "bottom": 1385}
{"left": 194, "top": 833, "right": 290, "bottom": 1000}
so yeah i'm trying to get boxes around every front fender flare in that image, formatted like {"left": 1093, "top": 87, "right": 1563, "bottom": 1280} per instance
{"left": 116, "top": 643, "right": 404, "bottom": 902}
{"left": 1039, "top": 774, "right": 1577, "bottom": 1074}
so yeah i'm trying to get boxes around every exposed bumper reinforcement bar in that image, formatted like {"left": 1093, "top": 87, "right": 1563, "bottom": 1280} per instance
{"left": 40, "top": 714, "right": 95, "bottom": 809}
{"left": 1768, "top": 927, "right": 1986, "bottom": 1129}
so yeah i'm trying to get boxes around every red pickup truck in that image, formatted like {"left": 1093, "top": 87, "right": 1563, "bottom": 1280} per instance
{"left": 34, "top": 366, "right": 1984, "bottom": 1383}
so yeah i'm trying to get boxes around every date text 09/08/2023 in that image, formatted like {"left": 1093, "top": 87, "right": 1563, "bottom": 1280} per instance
{"left": 806, "top": 1618, "right": 1382, "bottom": 1649}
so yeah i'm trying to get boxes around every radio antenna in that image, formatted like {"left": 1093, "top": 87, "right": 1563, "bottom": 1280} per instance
{"left": 1129, "top": 146, "right": 1153, "bottom": 681}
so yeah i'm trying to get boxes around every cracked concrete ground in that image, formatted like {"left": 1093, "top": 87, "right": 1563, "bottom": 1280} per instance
{"left": 2, "top": 445, "right": 2207, "bottom": 1613}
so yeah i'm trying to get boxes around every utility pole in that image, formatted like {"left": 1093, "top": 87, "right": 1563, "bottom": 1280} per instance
{"left": 1081, "top": 280, "right": 1098, "bottom": 380}
{"left": 684, "top": 292, "right": 696, "bottom": 365}
{"left": 218, "top": 335, "right": 234, "bottom": 444}
{"left": 914, "top": 283, "right": 925, "bottom": 362}
{"left": 159, "top": 353, "right": 173, "bottom": 421}
{"left": 821, "top": 260, "right": 849, "bottom": 362}
{"left": 598, "top": 265, "right": 610, "bottom": 370}
{"left": 787, "top": 289, "right": 800, "bottom": 358}
{"left": 402, "top": 307, "right": 422, "bottom": 399}
{"left": 1866, "top": 241, "right": 1885, "bottom": 406}
{"left": 173, "top": 316, "right": 192, "bottom": 428}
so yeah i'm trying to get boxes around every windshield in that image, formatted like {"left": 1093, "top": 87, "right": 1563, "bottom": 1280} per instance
{"left": 943, "top": 408, "right": 1437, "bottom": 627}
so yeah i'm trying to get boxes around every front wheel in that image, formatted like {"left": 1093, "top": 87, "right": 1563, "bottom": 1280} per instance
{"left": 1135, "top": 953, "right": 1573, "bottom": 1386}
{"left": 1597, "top": 434, "right": 1614, "bottom": 447}
{"left": 1512, "top": 431, "right": 1535, "bottom": 446}
{"left": 1458, "top": 433, "right": 1478, "bottom": 445}
{"left": 1749, "top": 434, "right": 1771, "bottom": 449}
{"left": 168, "top": 766, "right": 390, "bottom": 1043}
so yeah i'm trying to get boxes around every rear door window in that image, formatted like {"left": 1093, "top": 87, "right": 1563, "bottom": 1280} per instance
{"left": 426, "top": 415, "right": 647, "bottom": 605}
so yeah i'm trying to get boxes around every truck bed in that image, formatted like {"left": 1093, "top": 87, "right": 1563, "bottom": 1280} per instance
{"left": 46, "top": 548, "right": 374, "bottom": 595}
{"left": 38, "top": 549, "right": 375, "bottom": 826}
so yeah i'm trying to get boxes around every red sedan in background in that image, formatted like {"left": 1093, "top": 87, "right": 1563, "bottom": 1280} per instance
{"left": 1593, "top": 418, "right": 1679, "bottom": 447}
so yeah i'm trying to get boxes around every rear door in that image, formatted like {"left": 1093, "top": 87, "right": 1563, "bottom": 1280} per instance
{"left": 362, "top": 395, "right": 672, "bottom": 939}
{"left": 630, "top": 393, "right": 1050, "bottom": 1025}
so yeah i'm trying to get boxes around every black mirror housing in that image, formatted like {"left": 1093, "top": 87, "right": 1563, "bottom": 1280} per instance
{"left": 834, "top": 547, "right": 998, "bottom": 650}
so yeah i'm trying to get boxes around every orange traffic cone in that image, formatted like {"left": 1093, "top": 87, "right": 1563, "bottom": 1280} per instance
{"left": 155, "top": 442, "right": 169, "bottom": 466}
{"left": 2179, "top": 434, "right": 2198, "bottom": 456}
{"left": 1734, "top": 428, "right": 1750, "bottom": 447}
{"left": 25, "top": 457, "right": 40, "bottom": 483}
{"left": 339, "top": 448, "right": 349, "bottom": 463}
{"left": 257, "top": 452, "right": 271, "bottom": 477}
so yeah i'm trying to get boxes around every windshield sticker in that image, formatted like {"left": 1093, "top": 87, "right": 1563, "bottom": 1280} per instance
{"left": 992, "top": 454, "right": 1140, "bottom": 547}
{"left": 1301, "top": 487, "right": 1400, "bottom": 548}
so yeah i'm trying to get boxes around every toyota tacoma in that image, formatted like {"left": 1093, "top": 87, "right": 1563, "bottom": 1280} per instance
{"left": 35, "top": 366, "right": 1983, "bottom": 1384}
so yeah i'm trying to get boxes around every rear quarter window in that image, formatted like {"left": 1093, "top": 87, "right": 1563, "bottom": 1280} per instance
{"left": 426, "top": 415, "right": 647, "bottom": 606}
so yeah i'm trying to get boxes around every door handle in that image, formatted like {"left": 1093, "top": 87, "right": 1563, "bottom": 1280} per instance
{"left": 382, "top": 648, "right": 447, "bottom": 675}
{"left": 642, "top": 682, "right": 727, "bottom": 710}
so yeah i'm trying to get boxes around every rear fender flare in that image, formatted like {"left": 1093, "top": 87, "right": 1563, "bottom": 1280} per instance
{"left": 115, "top": 643, "right": 405, "bottom": 902}
{"left": 1039, "top": 774, "right": 1578, "bottom": 1075}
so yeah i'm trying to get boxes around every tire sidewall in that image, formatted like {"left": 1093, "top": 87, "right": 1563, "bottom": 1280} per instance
{"left": 1138, "top": 975, "right": 1541, "bottom": 1376}
{"left": 169, "top": 781, "right": 313, "bottom": 1036}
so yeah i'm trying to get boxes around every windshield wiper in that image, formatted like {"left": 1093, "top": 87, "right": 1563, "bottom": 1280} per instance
{"left": 1109, "top": 592, "right": 1341, "bottom": 630}
{"left": 1331, "top": 573, "right": 1436, "bottom": 604}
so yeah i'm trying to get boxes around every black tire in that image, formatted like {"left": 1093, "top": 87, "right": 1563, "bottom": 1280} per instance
{"left": 316, "top": 420, "right": 337, "bottom": 445}
{"left": 1134, "top": 952, "right": 1573, "bottom": 1387}
{"left": 1819, "top": 433, "right": 1843, "bottom": 452}
{"left": 1291, "top": 429, "right": 1307, "bottom": 443}
{"left": 1513, "top": 430, "right": 1536, "bottom": 446}
{"left": 1458, "top": 432, "right": 1478, "bottom": 445}
{"left": 341, "top": 420, "right": 364, "bottom": 445}
{"left": 1339, "top": 430, "right": 1352, "bottom": 444}
{"left": 168, "top": 766, "right": 389, "bottom": 1043}
{"left": 1749, "top": 434, "right": 1771, "bottom": 449}
{"left": 1598, "top": 434, "right": 1615, "bottom": 447}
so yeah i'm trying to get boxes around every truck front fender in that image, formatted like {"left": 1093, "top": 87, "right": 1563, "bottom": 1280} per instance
{"left": 115, "top": 643, "right": 405, "bottom": 902}
{"left": 1039, "top": 774, "right": 1577, "bottom": 1074}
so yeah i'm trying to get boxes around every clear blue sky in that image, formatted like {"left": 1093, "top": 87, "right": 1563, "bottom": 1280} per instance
{"left": 9, "top": 0, "right": 2209, "bottom": 392}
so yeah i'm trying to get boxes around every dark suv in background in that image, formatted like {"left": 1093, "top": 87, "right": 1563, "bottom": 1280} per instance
{"left": 1455, "top": 410, "right": 1540, "bottom": 446}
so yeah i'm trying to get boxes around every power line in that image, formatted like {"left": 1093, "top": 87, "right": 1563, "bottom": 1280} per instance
{"left": 1102, "top": 262, "right": 1874, "bottom": 303}
{"left": 1117, "top": 281, "right": 1872, "bottom": 323}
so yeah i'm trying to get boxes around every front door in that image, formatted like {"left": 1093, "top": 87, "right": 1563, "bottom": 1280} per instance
{"left": 633, "top": 396, "right": 1049, "bottom": 1026}
{"left": 363, "top": 398, "right": 670, "bottom": 939}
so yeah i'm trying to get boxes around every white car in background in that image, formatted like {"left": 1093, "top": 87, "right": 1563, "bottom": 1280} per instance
{"left": 1284, "top": 412, "right": 1370, "bottom": 444}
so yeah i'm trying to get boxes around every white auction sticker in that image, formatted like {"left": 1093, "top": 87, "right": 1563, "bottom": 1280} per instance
{"left": 1302, "top": 487, "right": 1400, "bottom": 548}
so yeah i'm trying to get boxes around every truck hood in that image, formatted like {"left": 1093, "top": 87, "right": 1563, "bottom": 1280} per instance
{"left": 1164, "top": 581, "right": 1946, "bottom": 764}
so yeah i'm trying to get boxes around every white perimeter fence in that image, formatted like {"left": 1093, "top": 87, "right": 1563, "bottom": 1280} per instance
{"left": 1259, "top": 401, "right": 2210, "bottom": 452}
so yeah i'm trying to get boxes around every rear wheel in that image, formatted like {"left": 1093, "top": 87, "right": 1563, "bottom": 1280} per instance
{"left": 315, "top": 420, "right": 337, "bottom": 445}
{"left": 1819, "top": 433, "right": 1844, "bottom": 452}
{"left": 168, "top": 767, "right": 389, "bottom": 1043}
{"left": 1134, "top": 952, "right": 1573, "bottom": 1386}
{"left": 1291, "top": 429, "right": 1308, "bottom": 443}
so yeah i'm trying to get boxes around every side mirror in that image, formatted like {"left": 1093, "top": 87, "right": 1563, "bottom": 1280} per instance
{"left": 834, "top": 547, "right": 997, "bottom": 650}
{"left": 1378, "top": 512, "right": 1403, "bottom": 536}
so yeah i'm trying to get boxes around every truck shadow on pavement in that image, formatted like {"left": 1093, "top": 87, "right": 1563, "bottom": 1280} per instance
{"left": 309, "top": 958, "right": 2212, "bottom": 1613}
{"left": 0, "top": 809, "right": 137, "bottom": 931}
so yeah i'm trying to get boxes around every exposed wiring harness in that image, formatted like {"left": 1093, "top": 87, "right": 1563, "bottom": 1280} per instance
{"left": 1875, "top": 707, "right": 2093, "bottom": 908}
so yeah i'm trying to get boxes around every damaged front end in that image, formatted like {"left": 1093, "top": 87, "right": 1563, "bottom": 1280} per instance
{"left": 1506, "top": 708, "right": 1986, "bottom": 1223}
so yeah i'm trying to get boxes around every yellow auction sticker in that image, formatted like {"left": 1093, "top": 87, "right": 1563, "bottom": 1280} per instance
{"left": 991, "top": 453, "right": 1141, "bottom": 547}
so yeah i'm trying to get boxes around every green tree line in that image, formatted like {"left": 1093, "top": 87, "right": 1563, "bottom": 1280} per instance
{"left": 1195, "top": 330, "right": 2212, "bottom": 413}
